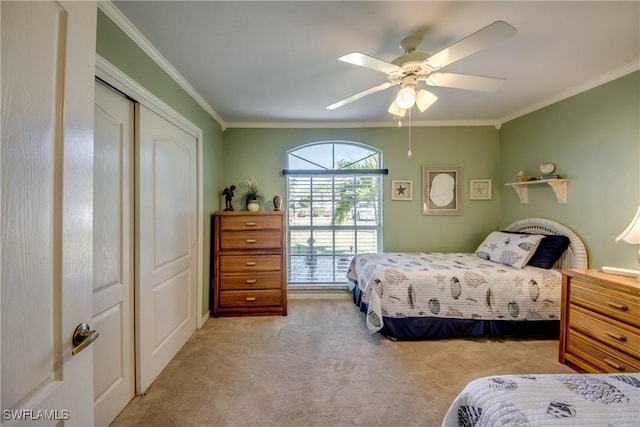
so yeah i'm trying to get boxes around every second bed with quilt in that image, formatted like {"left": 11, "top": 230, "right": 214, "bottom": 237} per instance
{"left": 347, "top": 218, "right": 588, "bottom": 340}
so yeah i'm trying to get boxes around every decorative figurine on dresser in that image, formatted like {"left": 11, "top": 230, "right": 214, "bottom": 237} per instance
{"left": 221, "top": 185, "right": 236, "bottom": 211}
{"left": 212, "top": 211, "right": 287, "bottom": 317}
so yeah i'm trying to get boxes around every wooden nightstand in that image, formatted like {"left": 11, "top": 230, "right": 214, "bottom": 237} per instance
{"left": 560, "top": 269, "right": 640, "bottom": 373}
{"left": 213, "top": 211, "right": 287, "bottom": 317}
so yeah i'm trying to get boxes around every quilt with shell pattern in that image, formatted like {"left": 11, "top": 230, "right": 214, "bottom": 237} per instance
{"left": 441, "top": 373, "right": 640, "bottom": 426}
{"left": 346, "top": 252, "right": 562, "bottom": 334}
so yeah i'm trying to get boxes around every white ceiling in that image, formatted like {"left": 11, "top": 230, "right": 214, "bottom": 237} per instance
{"left": 109, "top": 1, "right": 640, "bottom": 128}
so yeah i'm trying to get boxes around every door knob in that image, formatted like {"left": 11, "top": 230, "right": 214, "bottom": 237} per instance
{"left": 72, "top": 323, "right": 99, "bottom": 356}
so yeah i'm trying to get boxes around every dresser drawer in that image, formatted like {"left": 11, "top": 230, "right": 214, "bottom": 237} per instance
{"left": 566, "top": 329, "right": 640, "bottom": 373}
{"left": 219, "top": 254, "right": 282, "bottom": 272}
{"left": 569, "top": 304, "right": 640, "bottom": 359}
{"left": 220, "top": 215, "right": 283, "bottom": 231}
{"left": 219, "top": 230, "right": 282, "bottom": 250}
{"left": 570, "top": 279, "right": 640, "bottom": 327}
{"left": 218, "top": 289, "right": 282, "bottom": 308}
{"left": 219, "top": 272, "right": 282, "bottom": 290}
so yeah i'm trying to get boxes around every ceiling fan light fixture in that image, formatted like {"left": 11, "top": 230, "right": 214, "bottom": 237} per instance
{"left": 395, "top": 86, "right": 416, "bottom": 109}
{"left": 388, "top": 101, "right": 406, "bottom": 117}
{"left": 416, "top": 89, "right": 438, "bottom": 112}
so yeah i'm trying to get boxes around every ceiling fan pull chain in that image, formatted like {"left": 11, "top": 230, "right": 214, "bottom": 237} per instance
{"left": 407, "top": 108, "right": 413, "bottom": 158}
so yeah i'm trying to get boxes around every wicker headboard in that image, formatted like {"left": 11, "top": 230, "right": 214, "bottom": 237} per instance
{"left": 503, "top": 217, "right": 588, "bottom": 269}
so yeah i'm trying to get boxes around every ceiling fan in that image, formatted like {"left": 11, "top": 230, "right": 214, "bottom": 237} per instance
{"left": 326, "top": 21, "right": 517, "bottom": 117}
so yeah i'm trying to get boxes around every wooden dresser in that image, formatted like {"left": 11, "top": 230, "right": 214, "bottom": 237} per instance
{"left": 559, "top": 269, "right": 640, "bottom": 373}
{"left": 213, "top": 211, "right": 287, "bottom": 317}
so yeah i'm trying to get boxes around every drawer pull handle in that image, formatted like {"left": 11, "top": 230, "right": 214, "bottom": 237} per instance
{"left": 603, "top": 357, "right": 625, "bottom": 371}
{"left": 245, "top": 222, "right": 257, "bottom": 226}
{"left": 246, "top": 261, "right": 257, "bottom": 266}
{"left": 606, "top": 301, "right": 629, "bottom": 311}
{"left": 246, "top": 239, "right": 257, "bottom": 243}
{"left": 245, "top": 297, "right": 257, "bottom": 302}
{"left": 246, "top": 279, "right": 257, "bottom": 284}
{"left": 605, "top": 331, "right": 627, "bottom": 342}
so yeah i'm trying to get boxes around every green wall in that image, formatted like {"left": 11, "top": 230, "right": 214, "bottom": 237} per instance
{"left": 499, "top": 71, "right": 640, "bottom": 269}
{"left": 222, "top": 126, "right": 501, "bottom": 252}
{"left": 96, "top": 10, "right": 225, "bottom": 315}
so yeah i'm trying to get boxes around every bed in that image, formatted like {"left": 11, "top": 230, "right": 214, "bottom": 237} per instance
{"left": 441, "top": 373, "right": 640, "bottom": 426}
{"left": 346, "top": 218, "right": 588, "bottom": 340}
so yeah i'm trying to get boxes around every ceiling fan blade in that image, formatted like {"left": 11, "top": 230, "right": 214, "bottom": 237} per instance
{"left": 422, "top": 72, "right": 506, "bottom": 92}
{"left": 326, "top": 82, "right": 396, "bottom": 110}
{"left": 424, "top": 21, "right": 517, "bottom": 70}
{"left": 339, "top": 52, "right": 401, "bottom": 74}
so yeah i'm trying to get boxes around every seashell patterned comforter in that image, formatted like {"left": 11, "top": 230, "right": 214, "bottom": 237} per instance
{"left": 441, "top": 373, "right": 640, "bottom": 426}
{"left": 346, "top": 252, "right": 562, "bottom": 334}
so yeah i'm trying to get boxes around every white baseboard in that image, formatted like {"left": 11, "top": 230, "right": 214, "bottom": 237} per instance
{"left": 198, "top": 310, "right": 210, "bottom": 328}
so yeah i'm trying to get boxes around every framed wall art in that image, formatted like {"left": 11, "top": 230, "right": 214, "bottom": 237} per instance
{"left": 422, "top": 165, "right": 461, "bottom": 215}
{"left": 391, "top": 180, "right": 413, "bottom": 201}
{"left": 469, "top": 179, "right": 492, "bottom": 200}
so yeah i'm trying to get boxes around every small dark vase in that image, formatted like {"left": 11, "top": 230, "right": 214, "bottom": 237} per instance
{"left": 273, "top": 195, "right": 282, "bottom": 211}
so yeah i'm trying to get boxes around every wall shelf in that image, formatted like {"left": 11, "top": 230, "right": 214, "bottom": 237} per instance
{"left": 504, "top": 178, "right": 569, "bottom": 204}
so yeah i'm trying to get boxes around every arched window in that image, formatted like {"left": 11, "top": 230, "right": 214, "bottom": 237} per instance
{"left": 284, "top": 141, "right": 384, "bottom": 287}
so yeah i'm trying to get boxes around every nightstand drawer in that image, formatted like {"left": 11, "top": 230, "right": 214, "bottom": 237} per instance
{"left": 570, "top": 279, "right": 640, "bottom": 327}
{"left": 220, "top": 215, "right": 283, "bottom": 231}
{"left": 219, "top": 272, "right": 282, "bottom": 290}
{"left": 219, "top": 230, "right": 282, "bottom": 250}
{"left": 567, "top": 329, "right": 640, "bottom": 373}
{"left": 218, "top": 289, "right": 282, "bottom": 308}
{"left": 219, "top": 254, "right": 282, "bottom": 272}
{"left": 570, "top": 305, "right": 640, "bottom": 359}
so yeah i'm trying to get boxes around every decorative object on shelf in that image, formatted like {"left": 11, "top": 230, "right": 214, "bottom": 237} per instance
{"left": 615, "top": 205, "right": 640, "bottom": 266}
{"left": 516, "top": 171, "right": 531, "bottom": 182}
{"left": 221, "top": 185, "right": 236, "bottom": 211}
{"left": 469, "top": 179, "right": 492, "bottom": 200}
{"left": 242, "top": 177, "right": 264, "bottom": 211}
{"left": 538, "top": 163, "right": 561, "bottom": 180}
{"left": 422, "top": 165, "right": 461, "bottom": 215}
{"left": 391, "top": 180, "right": 413, "bottom": 201}
{"left": 539, "top": 163, "right": 555, "bottom": 175}
{"left": 273, "top": 195, "right": 282, "bottom": 211}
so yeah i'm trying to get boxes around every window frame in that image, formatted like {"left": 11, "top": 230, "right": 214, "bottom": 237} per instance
{"left": 285, "top": 141, "right": 384, "bottom": 289}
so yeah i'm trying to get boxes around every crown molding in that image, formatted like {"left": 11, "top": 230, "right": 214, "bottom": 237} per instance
{"left": 224, "top": 119, "right": 501, "bottom": 130}
{"left": 98, "top": 1, "right": 227, "bottom": 130}
{"left": 498, "top": 62, "right": 640, "bottom": 126}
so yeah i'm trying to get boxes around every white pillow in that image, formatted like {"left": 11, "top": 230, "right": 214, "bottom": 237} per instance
{"left": 475, "top": 231, "right": 544, "bottom": 268}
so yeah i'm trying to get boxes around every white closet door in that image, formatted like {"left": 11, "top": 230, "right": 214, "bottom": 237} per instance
{"left": 1, "top": 1, "right": 96, "bottom": 424}
{"left": 136, "top": 105, "right": 197, "bottom": 393}
{"left": 92, "top": 82, "right": 135, "bottom": 426}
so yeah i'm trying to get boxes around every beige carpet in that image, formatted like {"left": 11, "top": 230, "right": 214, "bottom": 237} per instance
{"left": 111, "top": 297, "right": 574, "bottom": 427}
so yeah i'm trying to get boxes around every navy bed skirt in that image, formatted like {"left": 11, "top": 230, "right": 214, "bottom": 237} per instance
{"left": 351, "top": 286, "right": 559, "bottom": 341}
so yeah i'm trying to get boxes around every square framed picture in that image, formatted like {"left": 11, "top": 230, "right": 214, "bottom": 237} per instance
{"left": 391, "top": 180, "right": 413, "bottom": 201}
{"left": 469, "top": 179, "right": 492, "bottom": 200}
{"left": 422, "top": 165, "right": 461, "bottom": 215}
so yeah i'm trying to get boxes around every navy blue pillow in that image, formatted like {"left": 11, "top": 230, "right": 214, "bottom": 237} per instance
{"left": 502, "top": 231, "right": 570, "bottom": 269}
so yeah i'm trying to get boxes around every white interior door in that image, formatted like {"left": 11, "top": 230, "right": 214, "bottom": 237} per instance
{"left": 92, "top": 82, "right": 135, "bottom": 426}
{"left": 1, "top": 1, "right": 97, "bottom": 425}
{"left": 137, "top": 105, "right": 197, "bottom": 393}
